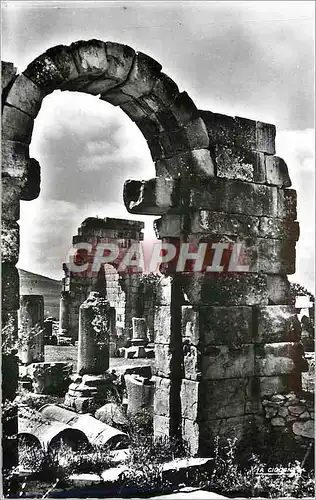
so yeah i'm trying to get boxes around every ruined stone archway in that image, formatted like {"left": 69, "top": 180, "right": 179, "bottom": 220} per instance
{"left": 2, "top": 39, "right": 302, "bottom": 470}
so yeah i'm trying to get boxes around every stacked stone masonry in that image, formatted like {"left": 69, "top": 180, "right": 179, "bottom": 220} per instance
{"left": 1, "top": 39, "right": 307, "bottom": 466}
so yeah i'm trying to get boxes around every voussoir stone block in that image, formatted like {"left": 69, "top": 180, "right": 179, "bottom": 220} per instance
{"left": 105, "top": 42, "right": 135, "bottom": 82}
{"left": 120, "top": 52, "right": 162, "bottom": 98}
{"left": 2, "top": 106, "right": 34, "bottom": 144}
{"left": 5, "top": 74, "right": 44, "bottom": 118}
{"left": 151, "top": 73, "right": 179, "bottom": 107}
{"left": 1, "top": 61, "right": 17, "bottom": 94}
{"left": 255, "top": 305, "right": 301, "bottom": 343}
{"left": 201, "top": 344, "right": 255, "bottom": 380}
{"left": 45, "top": 44, "right": 80, "bottom": 82}
{"left": 23, "top": 53, "right": 65, "bottom": 92}
{"left": 265, "top": 156, "right": 291, "bottom": 187}
{"left": 70, "top": 40, "right": 108, "bottom": 75}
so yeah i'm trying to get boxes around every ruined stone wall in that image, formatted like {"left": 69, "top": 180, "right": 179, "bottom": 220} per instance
{"left": 1, "top": 39, "right": 307, "bottom": 470}
{"left": 129, "top": 113, "right": 304, "bottom": 454}
{"left": 61, "top": 217, "right": 144, "bottom": 341}
{"left": 262, "top": 392, "right": 314, "bottom": 448}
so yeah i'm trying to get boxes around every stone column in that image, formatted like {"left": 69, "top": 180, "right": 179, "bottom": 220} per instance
{"left": 59, "top": 291, "right": 71, "bottom": 337}
{"left": 77, "top": 291, "right": 111, "bottom": 375}
{"left": 18, "top": 295, "right": 44, "bottom": 364}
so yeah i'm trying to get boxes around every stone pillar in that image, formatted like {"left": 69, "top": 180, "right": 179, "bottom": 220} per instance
{"left": 77, "top": 291, "right": 111, "bottom": 376}
{"left": 109, "top": 306, "right": 117, "bottom": 356}
{"left": 131, "top": 317, "right": 148, "bottom": 346}
{"left": 59, "top": 291, "right": 71, "bottom": 337}
{"left": 18, "top": 295, "right": 44, "bottom": 364}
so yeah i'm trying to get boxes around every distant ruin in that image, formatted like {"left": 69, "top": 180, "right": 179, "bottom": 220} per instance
{"left": 1, "top": 39, "right": 312, "bottom": 477}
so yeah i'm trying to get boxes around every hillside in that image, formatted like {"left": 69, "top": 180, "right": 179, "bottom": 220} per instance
{"left": 18, "top": 269, "right": 61, "bottom": 319}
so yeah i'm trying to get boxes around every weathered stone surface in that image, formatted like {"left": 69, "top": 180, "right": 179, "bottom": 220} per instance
{"left": 125, "top": 374, "right": 154, "bottom": 415}
{"left": 292, "top": 420, "right": 314, "bottom": 439}
{"left": 2, "top": 105, "right": 34, "bottom": 144}
{"left": 70, "top": 40, "right": 108, "bottom": 75}
{"left": 256, "top": 305, "right": 301, "bottom": 343}
{"left": 23, "top": 53, "right": 65, "bottom": 92}
{"left": 124, "top": 177, "right": 175, "bottom": 215}
{"left": 153, "top": 414, "right": 172, "bottom": 437}
{"left": 189, "top": 211, "right": 260, "bottom": 237}
{"left": 182, "top": 418, "right": 200, "bottom": 456}
{"left": 277, "top": 189, "right": 297, "bottom": 220}
{"left": 154, "top": 344, "right": 172, "bottom": 377}
{"left": 183, "top": 345, "right": 201, "bottom": 380}
{"left": 288, "top": 405, "right": 305, "bottom": 416}
{"left": 20, "top": 158, "right": 41, "bottom": 201}
{"left": 1, "top": 177, "right": 21, "bottom": 222}
{"left": 182, "top": 305, "right": 253, "bottom": 346}
{"left": 214, "top": 145, "right": 265, "bottom": 183}
{"left": 45, "top": 44, "right": 80, "bottom": 83}
{"left": 202, "top": 344, "right": 254, "bottom": 380}
{"left": 1, "top": 222, "right": 19, "bottom": 264}
{"left": 151, "top": 73, "right": 179, "bottom": 107}
{"left": 101, "top": 87, "right": 132, "bottom": 106}
{"left": 154, "top": 214, "right": 184, "bottom": 238}
{"left": 2, "top": 61, "right": 17, "bottom": 94}
{"left": 180, "top": 379, "right": 199, "bottom": 421}
{"left": 105, "top": 42, "right": 135, "bottom": 82}
{"left": 266, "top": 275, "right": 293, "bottom": 305}
{"left": 255, "top": 342, "right": 305, "bottom": 377}
{"left": 259, "top": 375, "right": 291, "bottom": 396}
{"left": 1, "top": 140, "right": 30, "bottom": 180}
{"left": 120, "top": 52, "right": 162, "bottom": 98}
{"left": 265, "top": 156, "right": 291, "bottom": 187}
{"left": 201, "top": 112, "right": 276, "bottom": 154}
{"left": 157, "top": 118, "right": 209, "bottom": 157}
{"left": 2, "top": 263, "right": 19, "bottom": 311}
{"left": 168, "top": 91, "right": 200, "bottom": 127}
{"left": 5, "top": 74, "right": 44, "bottom": 118}
{"left": 270, "top": 417, "right": 285, "bottom": 426}
{"left": 234, "top": 116, "right": 256, "bottom": 151}
{"left": 95, "top": 402, "right": 129, "bottom": 428}
{"left": 18, "top": 295, "right": 45, "bottom": 364}
{"left": 200, "top": 378, "right": 254, "bottom": 419}
{"left": 154, "top": 305, "right": 172, "bottom": 344}
{"left": 256, "top": 121, "right": 276, "bottom": 155}
{"left": 179, "top": 274, "right": 269, "bottom": 306}
{"left": 258, "top": 217, "right": 299, "bottom": 241}
{"left": 154, "top": 376, "right": 171, "bottom": 416}
{"left": 120, "top": 98, "right": 149, "bottom": 121}
{"left": 200, "top": 415, "right": 254, "bottom": 450}
{"left": 156, "top": 149, "right": 215, "bottom": 179}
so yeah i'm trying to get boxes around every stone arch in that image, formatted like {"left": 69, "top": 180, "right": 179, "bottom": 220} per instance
{"left": 2, "top": 38, "right": 303, "bottom": 473}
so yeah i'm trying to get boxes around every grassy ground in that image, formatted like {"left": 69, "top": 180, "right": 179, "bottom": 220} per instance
{"left": 45, "top": 345, "right": 155, "bottom": 373}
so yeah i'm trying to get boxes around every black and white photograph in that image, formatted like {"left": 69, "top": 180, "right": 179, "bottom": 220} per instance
{"left": 1, "top": 1, "right": 315, "bottom": 498}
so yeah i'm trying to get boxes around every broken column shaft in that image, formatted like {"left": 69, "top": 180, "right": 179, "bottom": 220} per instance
{"left": 18, "top": 295, "right": 44, "bottom": 364}
{"left": 77, "top": 291, "right": 111, "bottom": 375}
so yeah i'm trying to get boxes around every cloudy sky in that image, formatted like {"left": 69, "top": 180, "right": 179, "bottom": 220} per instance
{"left": 2, "top": 1, "right": 314, "bottom": 291}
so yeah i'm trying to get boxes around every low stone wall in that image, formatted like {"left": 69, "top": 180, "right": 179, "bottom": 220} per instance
{"left": 262, "top": 392, "right": 314, "bottom": 447}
